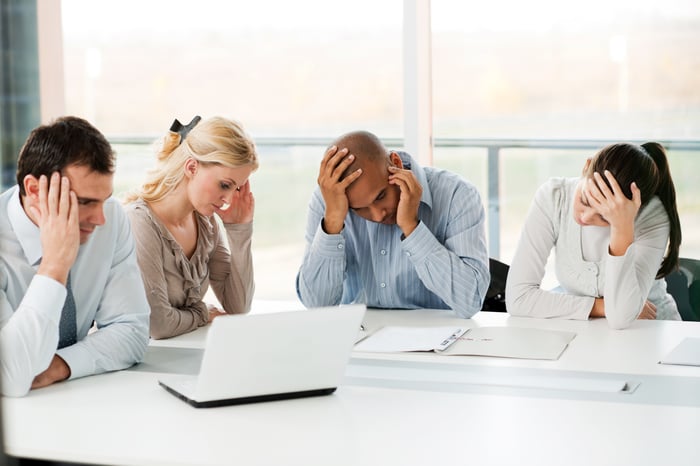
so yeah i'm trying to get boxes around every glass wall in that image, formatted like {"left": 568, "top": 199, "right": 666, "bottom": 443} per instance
{"left": 432, "top": 0, "right": 700, "bottom": 270}
{"left": 61, "top": 0, "right": 403, "bottom": 138}
{"left": 113, "top": 142, "right": 321, "bottom": 300}
{"left": 59, "top": 0, "right": 700, "bottom": 300}
{"left": 432, "top": 0, "right": 700, "bottom": 140}
{"left": 62, "top": 0, "right": 403, "bottom": 300}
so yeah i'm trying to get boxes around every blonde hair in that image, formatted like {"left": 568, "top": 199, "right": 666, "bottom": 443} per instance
{"left": 124, "top": 116, "right": 258, "bottom": 204}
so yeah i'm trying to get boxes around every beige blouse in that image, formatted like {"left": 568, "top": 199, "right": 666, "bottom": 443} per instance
{"left": 126, "top": 199, "right": 254, "bottom": 339}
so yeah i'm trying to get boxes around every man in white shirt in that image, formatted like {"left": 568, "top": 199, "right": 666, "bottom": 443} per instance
{"left": 0, "top": 116, "right": 150, "bottom": 397}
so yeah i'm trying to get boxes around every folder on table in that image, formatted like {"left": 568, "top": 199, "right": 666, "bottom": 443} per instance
{"left": 354, "top": 326, "right": 576, "bottom": 361}
{"left": 659, "top": 338, "right": 700, "bottom": 366}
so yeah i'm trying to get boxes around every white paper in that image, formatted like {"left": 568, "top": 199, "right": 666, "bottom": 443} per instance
{"left": 442, "top": 327, "right": 576, "bottom": 360}
{"left": 659, "top": 337, "right": 700, "bottom": 366}
{"left": 353, "top": 326, "right": 466, "bottom": 352}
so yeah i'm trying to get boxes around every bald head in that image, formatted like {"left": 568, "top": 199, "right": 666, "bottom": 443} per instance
{"left": 332, "top": 131, "right": 389, "bottom": 180}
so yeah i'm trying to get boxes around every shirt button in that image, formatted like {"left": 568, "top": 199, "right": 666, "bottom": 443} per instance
{"left": 337, "top": 244, "right": 344, "bottom": 250}
{"left": 380, "top": 282, "right": 386, "bottom": 288}
{"left": 380, "top": 249, "right": 387, "bottom": 255}
{"left": 406, "top": 252, "right": 411, "bottom": 257}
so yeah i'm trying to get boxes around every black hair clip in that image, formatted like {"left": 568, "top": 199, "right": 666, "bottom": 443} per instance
{"left": 169, "top": 115, "right": 202, "bottom": 144}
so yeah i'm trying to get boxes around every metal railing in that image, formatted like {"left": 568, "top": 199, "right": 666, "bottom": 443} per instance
{"left": 109, "top": 136, "right": 700, "bottom": 258}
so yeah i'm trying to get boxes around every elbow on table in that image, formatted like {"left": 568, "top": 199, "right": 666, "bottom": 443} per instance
{"left": 453, "top": 267, "right": 491, "bottom": 318}
{"left": 295, "top": 275, "right": 335, "bottom": 309}
{"left": 505, "top": 291, "right": 531, "bottom": 317}
{"left": 1, "top": 375, "right": 30, "bottom": 398}
{"left": 295, "top": 274, "right": 310, "bottom": 306}
{"left": 241, "top": 283, "right": 255, "bottom": 314}
{"left": 133, "top": 327, "right": 150, "bottom": 361}
{"left": 148, "top": 317, "right": 179, "bottom": 340}
{"left": 298, "top": 294, "right": 337, "bottom": 309}
{"left": 296, "top": 286, "right": 316, "bottom": 309}
{"left": 454, "top": 303, "right": 479, "bottom": 319}
{"left": 149, "top": 325, "right": 177, "bottom": 340}
{"left": 504, "top": 281, "right": 532, "bottom": 317}
{"left": 605, "top": 314, "right": 636, "bottom": 330}
{"left": 233, "top": 295, "right": 254, "bottom": 315}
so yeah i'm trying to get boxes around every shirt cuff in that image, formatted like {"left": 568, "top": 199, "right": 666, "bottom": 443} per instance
{"left": 23, "top": 274, "right": 67, "bottom": 327}
{"left": 400, "top": 221, "right": 439, "bottom": 263}
{"left": 605, "top": 243, "right": 635, "bottom": 277}
{"left": 30, "top": 276, "right": 91, "bottom": 380}
{"left": 574, "top": 296, "right": 597, "bottom": 320}
{"left": 57, "top": 341, "right": 95, "bottom": 380}
{"left": 224, "top": 222, "right": 253, "bottom": 237}
{"left": 310, "top": 221, "right": 347, "bottom": 257}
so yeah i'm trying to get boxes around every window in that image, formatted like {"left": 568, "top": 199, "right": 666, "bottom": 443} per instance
{"left": 432, "top": 0, "right": 700, "bottom": 262}
{"left": 61, "top": 0, "right": 403, "bottom": 299}
{"left": 57, "top": 0, "right": 700, "bottom": 298}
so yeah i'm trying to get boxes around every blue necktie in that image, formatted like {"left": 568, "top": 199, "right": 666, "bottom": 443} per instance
{"left": 58, "top": 273, "right": 77, "bottom": 349}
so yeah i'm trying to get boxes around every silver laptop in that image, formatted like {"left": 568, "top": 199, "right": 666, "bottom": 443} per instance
{"left": 158, "top": 304, "right": 366, "bottom": 408}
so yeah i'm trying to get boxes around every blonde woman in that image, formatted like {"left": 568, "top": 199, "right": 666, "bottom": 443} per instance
{"left": 125, "top": 116, "right": 258, "bottom": 339}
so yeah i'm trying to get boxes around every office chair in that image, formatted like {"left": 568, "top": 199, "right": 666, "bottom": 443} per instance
{"left": 664, "top": 258, "right": 700, "bottom": 322}
{"left": 481, "top": 258, "right": 509, "bottom": 312}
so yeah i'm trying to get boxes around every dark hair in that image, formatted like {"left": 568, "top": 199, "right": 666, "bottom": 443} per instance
{"left": 16, "top": 116, "right": 115, "bottom": 196}
{"left": 586, "top": 142, "right": 681, "bottom": 278}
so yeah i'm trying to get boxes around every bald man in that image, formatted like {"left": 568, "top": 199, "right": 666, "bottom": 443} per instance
{"left": 296, "top": 130, "right": 489, "bottom": 318}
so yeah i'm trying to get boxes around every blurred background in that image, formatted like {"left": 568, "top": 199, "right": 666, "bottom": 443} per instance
{"left": 2, "top": 0, "right": 699, "bottom": 300}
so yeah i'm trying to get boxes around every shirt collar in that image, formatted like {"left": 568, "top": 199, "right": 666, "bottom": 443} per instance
{"left": 396, "top": 151, "right": 433, "bottom": 210}
{"left": 7, "top": 185, "right": 43, "bottom": 265}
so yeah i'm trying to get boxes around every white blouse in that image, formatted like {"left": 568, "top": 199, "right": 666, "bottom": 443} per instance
{"left": 506, "top": 177, "right": 680, "bottom": 328}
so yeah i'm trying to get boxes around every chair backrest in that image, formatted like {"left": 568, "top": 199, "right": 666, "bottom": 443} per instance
{"left": 481, "top": 258, "right": 509, "bottom": 313}
{"left": 665, "top": 257, "right": 700, "bottom": 322}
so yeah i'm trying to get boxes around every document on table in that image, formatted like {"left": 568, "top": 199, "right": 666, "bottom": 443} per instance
{"left": 659, "top": 338, "right": 700, "bottom": 366}
{"left": 354, "top": 326, "right": 576, "bottom": 360}
{"left": 354, "top": 326, "right": 466, "bottom": 352}
{"left": 442, "top": 327, "right": 576, "bottom": 360}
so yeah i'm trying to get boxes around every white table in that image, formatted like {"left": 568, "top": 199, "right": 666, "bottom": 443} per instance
{"left": 4, "top": 307, "right": 700, "bottom": 466}
{"left": 357, "top": 308, "right": 700, "bottom": 376}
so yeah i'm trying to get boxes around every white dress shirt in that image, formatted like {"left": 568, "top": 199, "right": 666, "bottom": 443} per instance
{"left": 506, "top": 177, "right": 680, "bottom": 329}
{"left": 0, "top": 185, "right": 150, "bottom": 396}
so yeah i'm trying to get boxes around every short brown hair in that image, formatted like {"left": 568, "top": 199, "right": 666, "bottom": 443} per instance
{"left": 16, "top": 116, "right": 114, "bottom": 196}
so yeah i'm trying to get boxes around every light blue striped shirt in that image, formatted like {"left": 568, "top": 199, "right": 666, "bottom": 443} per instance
{"left": 296, "top": 152, "right": 489, "bottom": 318}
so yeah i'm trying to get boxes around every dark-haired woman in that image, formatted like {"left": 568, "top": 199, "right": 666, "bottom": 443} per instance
{"left": 506, "top": 142, "right": 682, "bottom": 329}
